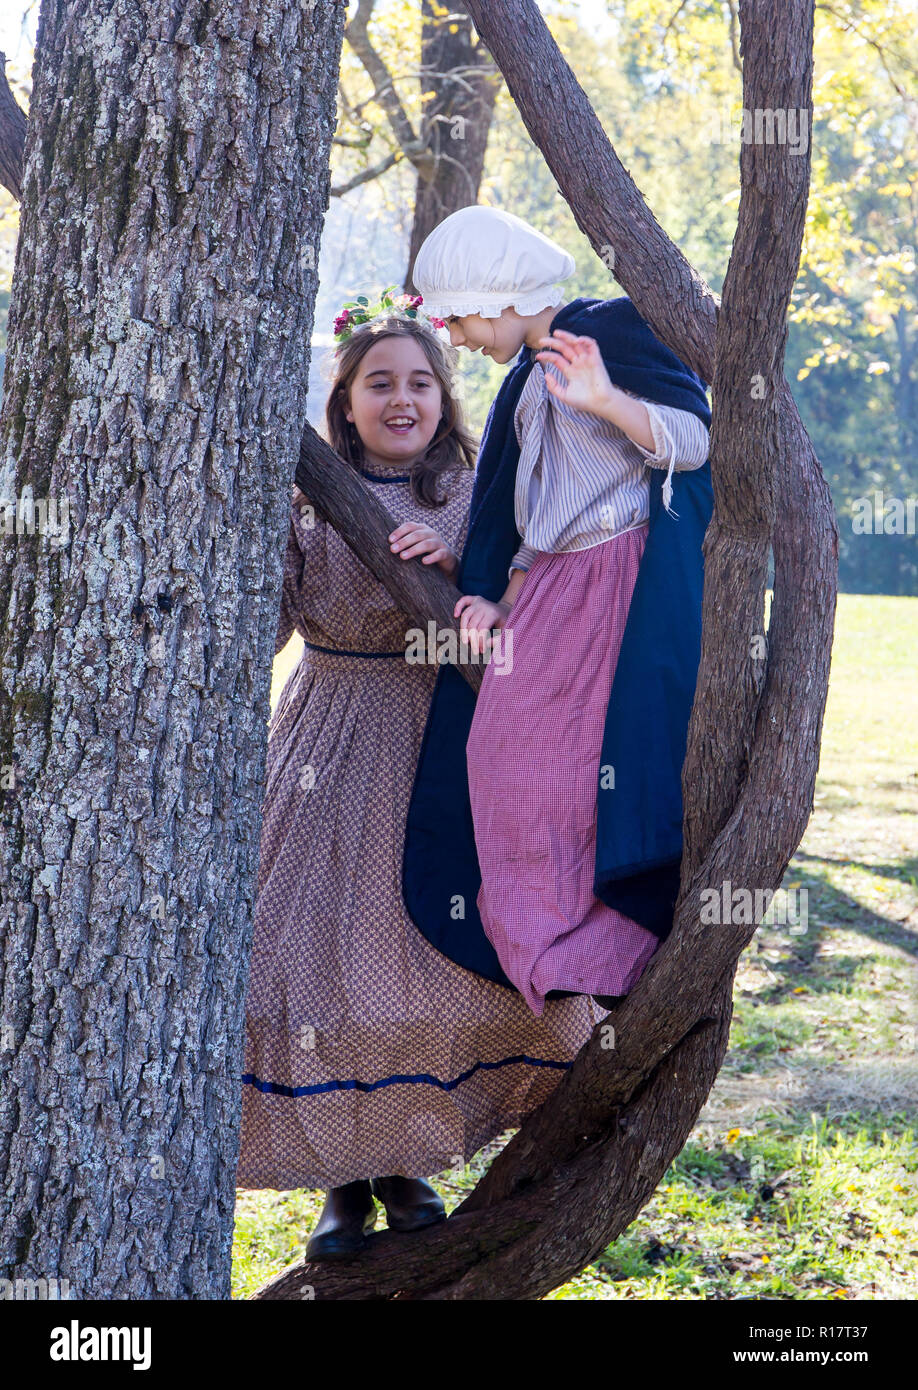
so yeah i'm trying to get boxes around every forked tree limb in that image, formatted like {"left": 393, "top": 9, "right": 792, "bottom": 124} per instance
{"left": 446, "top": 0, "right": 834, "bottom": 1224}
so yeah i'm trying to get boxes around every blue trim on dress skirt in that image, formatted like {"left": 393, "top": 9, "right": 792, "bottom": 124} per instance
{"left": 242, "top": 1053, "right": 570, "bottom": 1098}
{"left": 303, "top": 640, "right": 406, "bottom": 658}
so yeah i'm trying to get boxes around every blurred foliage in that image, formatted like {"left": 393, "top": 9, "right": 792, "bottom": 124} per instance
{"left": 0, "top": 1, "right": 914, "bottom": 591}
{"left": 607, "top": 0, "right": 918, "bottom": 592}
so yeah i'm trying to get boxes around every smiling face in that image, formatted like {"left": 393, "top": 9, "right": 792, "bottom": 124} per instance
{"left": 444, "top": 308, "right": 529, "bottom": 364}
{"left": 344, "top": 335, "right": 444, "bottom": 470}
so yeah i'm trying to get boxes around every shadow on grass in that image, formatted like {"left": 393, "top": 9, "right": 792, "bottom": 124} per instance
{"left": 794, "top": 849, "right": 918, "bottom": 889}
{"left": 745, "top": 870, "right": 918, "bottom": 1008}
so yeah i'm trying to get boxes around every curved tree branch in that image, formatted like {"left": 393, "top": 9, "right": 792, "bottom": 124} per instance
{"left": 253, "top": 0, "right": 837, "bottom": 1299}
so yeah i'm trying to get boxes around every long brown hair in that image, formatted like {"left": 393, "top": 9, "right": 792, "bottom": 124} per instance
{"left": 324, "top": 316, "right": 477, "bottom": 508}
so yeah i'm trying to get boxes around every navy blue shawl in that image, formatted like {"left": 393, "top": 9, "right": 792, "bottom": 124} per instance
{"left": 401, "top": 296, "right": 713, "bottom": 987}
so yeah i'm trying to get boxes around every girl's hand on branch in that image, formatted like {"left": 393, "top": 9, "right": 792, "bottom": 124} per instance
{"left": 534, "top": 329, "right": 615, "bottom": 416}
{"left": 454, "top": 594, "right": 510, "bottom": 658}
{"left": 389, "top": 522, "right": 458, "bottom": 581}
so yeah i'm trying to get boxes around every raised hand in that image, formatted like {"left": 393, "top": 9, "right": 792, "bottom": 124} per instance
{"left": 534, "top": 328, "right": 615, "bottom": 415}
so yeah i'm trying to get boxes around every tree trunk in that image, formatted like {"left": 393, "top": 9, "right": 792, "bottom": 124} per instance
{"left": 0, "top": 0, "right": 345, "bottom": 1298}
{"left": 254, "top": 0, "right": 837, "bottom": 1300}
{"left": 403, "top": 2, "right": 501, "bottom": 292}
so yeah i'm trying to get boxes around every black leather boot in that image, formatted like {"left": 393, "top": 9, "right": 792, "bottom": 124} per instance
{"left": 370, "top": 1175, "right": 447, "bottom": 1233}
{"left": 305, "top": 1179, "right": 378, "bottom": 1261}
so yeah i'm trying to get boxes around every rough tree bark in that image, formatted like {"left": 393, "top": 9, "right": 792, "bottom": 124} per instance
{"left": 0, "top": 0, "right": 345, "bottom": 1298}
{"left": 255, "top": 0, "right": 837, "bottom": 1299}
{"left": 294, "top": 426, "right": 484, "bottom": 692}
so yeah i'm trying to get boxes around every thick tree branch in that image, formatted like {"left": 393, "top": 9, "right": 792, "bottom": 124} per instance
{"left": 463, "top": 0, "right": 718, "bottom": 382}
{"left": 0, "top": 53, "right": 26, "bottom": 202}
{"left": 440, "top": 0, "right": 835, "bottom": 1227}
{"left": 295, "top": 424, "right": 484, "bottom": 692}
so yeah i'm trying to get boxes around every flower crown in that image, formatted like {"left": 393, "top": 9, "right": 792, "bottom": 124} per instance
{"left": 332, "top": 285, "right": 447, "bottom": 349}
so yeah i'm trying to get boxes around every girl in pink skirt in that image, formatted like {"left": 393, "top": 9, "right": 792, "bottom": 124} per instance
{"left": 411, "top": 206, "right": 712, "bottom": 1018}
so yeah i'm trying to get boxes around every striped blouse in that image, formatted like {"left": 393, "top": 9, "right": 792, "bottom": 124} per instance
{"left": 509, "top": 359, "right": 711, "bottom": 578}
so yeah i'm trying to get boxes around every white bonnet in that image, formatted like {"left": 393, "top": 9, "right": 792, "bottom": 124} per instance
{"left": 412, "top": 205, "right": 576, "bottom": 320}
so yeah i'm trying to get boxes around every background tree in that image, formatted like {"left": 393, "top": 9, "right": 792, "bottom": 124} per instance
{"left": 336, "top": 0, "right": 501, "bottom": 285}
{"left": 404, "top": 1, "right": 501, "bottom": 288}
{"left": 0, "top": 0, "right": 345, "bottom": 1298}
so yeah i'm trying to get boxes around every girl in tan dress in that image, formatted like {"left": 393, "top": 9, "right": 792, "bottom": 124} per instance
{"left": 236, "top": 293, "right": 604, "bottom": 1260}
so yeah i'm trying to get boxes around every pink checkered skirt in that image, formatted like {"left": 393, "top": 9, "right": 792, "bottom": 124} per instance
{"left": 467, "top": 524, "right": 660, "bottom": 1016}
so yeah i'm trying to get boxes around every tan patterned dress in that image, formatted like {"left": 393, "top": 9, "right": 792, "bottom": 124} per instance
{"left": 236, "top": 463, "right": 604, "bottom": 1191}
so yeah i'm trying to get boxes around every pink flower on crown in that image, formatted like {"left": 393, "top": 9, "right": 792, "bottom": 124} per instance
{"left": 332, "top": 287, "right": 447, "bottom": 345}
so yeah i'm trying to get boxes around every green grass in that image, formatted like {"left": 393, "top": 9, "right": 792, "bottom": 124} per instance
{"left": 552, "top": 1117, "right": 917, "bottom": 1300}
{"left": 233, "top": 593, "right": 918, "bottom": 1300}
